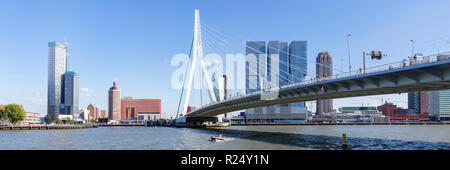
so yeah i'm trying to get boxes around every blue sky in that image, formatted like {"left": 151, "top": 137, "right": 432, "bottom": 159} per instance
{"left": 1, "top": 0, "right": 450, "bottom": 118}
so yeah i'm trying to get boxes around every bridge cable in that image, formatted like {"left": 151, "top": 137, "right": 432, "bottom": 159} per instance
{"left": 175, "top": 37, "right": 194, "bottom": 119}
{"left": 201, "top": 18, "right": 346, "bottom": 74}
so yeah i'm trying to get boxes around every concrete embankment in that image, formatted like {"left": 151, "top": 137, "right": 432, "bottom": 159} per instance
{"left": 99, "top": 124, "right": 146, "bottom": 127}
{"left": 232, "top": 122, "right": 449, "bottom": 126}
{"left": 0, "top": 124, "right": 94, "bottom": 130}
{"left": 98, "top": 119, "right": 230, "bottom": 128}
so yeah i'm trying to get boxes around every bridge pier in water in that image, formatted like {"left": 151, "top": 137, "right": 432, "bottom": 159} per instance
{"left": 181, "top": 117, "right": 230, "bottom": 128}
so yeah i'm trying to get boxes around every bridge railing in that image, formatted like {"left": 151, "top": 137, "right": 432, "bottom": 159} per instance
{"left": 189, "top": 53, "right": 448, "bottom": 114}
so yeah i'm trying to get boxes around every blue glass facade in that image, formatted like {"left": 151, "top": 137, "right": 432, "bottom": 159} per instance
{"left": 288, "top": 41, "right": 307, "bottom": 113}
{"left": 245, "top": 41, "right": 266, "bottom": 114}
{"left": 267, "top": 41, "right": 289, "bottom": 87}
{"left": 244, "top": 40, "right": 308, "bottom": 117}
{"left": 245, "top": 41, "right": 266, "bottom": 94}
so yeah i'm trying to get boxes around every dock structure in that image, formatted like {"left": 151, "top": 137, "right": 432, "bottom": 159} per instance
{"left": 230, "top": 122, "right": 449, "bottom": 126}
{"left": 0, "top": 124, "right": 93, "bottom": 131}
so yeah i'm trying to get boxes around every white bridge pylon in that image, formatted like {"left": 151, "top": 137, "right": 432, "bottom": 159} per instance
{"left": 182, "top": 9, "right": 219, "bottom": 116}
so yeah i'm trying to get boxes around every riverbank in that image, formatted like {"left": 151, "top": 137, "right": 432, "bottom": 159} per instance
{"left": 232, "top": 122, "right": 449, "bottom": 126}
{"left": 0, "top": 124, "right": 94, "bottom": 130}
{"left": 97, "top": 121, "right": 449, "bottom": 128}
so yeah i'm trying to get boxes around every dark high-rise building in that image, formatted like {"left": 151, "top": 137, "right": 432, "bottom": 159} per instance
{"left": 288, "top": 41, "right": 307, "bottom": 114}
{"left": 316, "top": 52, "right": 333, "bottom": 115}
{"left": 267, "top": 41, "right": 289, "bottom": 87}
{"left": 428, "top": 90, "right": 450, "bottom": 121}
{"left": 267, "top": 41, "right": 288, "bottom": 114}
{"left": 63, "top": 72, "right": 79, "bottom": 119}
{"left": 245, "top": 41, "right": 266, "bottom": 114}
{"left": 244, "top": 40, "right": 308, "bottom": 122}
{"left": 408, "top": 91, "right": 429, "bottom": 114}
{"left": 245, "top": 41, "right": 266, "bottom": 94}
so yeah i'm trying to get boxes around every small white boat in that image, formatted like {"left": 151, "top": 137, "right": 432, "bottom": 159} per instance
{"left": 211, "top": 134, "right": 225, "bottom": 141}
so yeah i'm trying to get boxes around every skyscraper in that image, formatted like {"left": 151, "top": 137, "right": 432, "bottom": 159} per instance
{"left": 245, "top": 41, "right": 266, "bottom": 94}
{"left": 245, "top": 41, "right": 266, "bottom": 114}
{"left": 243, "top": 40, "right": 308, "bottom": 123}
{"left": 288, "top": 41, "right": 308, "bottom": 115}
{"left": 108, "top": 82, "right": 121, "bottom": 120}
{"left": 408, "top": 91, "right": 429, "bottom": 114}
{"left": 267, "top": 41, "right": 288, "bottom": 114}
{"left": 316, "top": 52, "right": 333, "bottom": 115}
{"left": 48, "top": 42, "right": 67, "bottom": 121}
{"left": 63, "top": 72, "right": 79, "bottom": 119}
{"left": 428, "top": 90, "right": 450, "bottom": 121}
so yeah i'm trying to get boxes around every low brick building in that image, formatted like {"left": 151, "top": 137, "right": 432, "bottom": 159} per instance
{"left": 121, "top": 99, "right": 161, "bottom": 120}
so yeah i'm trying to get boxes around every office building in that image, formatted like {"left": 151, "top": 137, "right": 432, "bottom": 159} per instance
{"left": 316, "top": 52, "right": 333, "bottom": 115}
{"left": 120, "top": 99, "right": 161, "bottom": 120}
{"left": 245, "top": 41, "right": 266, "bottom": 114}
{"left": 288, "top": 41, "right": 308, "bottom": 115}
{"left": 48, "top": 41, "right": 67, "bottom": 121}
{"left": 108, "top": 82, "right": 121, "bottom": 120}
{"left": 266, "top": 41, "right": 289, "bottom": 114}
{"left": 243, "top": 40, "right": 308, "bottom": 123}
{"left": 63, "top": 72, "right": 79, "bottom": 119}
{"left": 87, "top": 104, "right": 99, "bottom": 120}
{"left": 428, "top": 90, "right": 450, "bottom": 121}
{"left": 19, "top": 112, "right": 41, "bottom": 125}
{"left": 408, "top": 92, "right": 429, "bottom": 113}
{"left": 79, "top": 108, "right": 89, "bottom": 121}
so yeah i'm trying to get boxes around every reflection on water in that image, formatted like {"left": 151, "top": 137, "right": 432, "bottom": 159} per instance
{"left": 0, "top": 125, "right": 449, "bottom": 150}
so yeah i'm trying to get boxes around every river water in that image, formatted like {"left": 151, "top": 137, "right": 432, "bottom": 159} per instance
{"left": 0, "top": 125, "right": 449, "bottom": 150}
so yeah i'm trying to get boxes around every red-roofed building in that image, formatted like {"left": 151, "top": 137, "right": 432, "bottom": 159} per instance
{"left": 377, "top": 102, "right": 429, "bottom": 122}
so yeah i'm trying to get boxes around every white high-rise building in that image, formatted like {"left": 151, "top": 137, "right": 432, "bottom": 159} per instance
{"left": 428, "top": 90, "right": 450, "bottom": 121}
{"left": 48, "top": 41, "right": 67, "bottom": 121}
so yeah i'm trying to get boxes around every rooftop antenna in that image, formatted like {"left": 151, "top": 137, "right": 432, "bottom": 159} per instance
{"left": 64, "top": 38, "right": 70, "bottom": 72}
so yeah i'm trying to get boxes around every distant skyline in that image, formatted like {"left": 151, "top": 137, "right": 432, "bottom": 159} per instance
{"left": 1, "top": 0, "right": 450, "bottom": 118}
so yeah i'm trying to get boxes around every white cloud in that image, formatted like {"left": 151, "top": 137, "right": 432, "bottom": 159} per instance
{"left": 27, "top": 97, "right": 46, "bottom": 105}
{"left": 81, "top": 87, "right": 94, "bottom": 93}
{"left": 113, "top": 77, "right": 119, "bottom": 82}
{"left": 34, "top": 91, "right": 42, "bottom": 96}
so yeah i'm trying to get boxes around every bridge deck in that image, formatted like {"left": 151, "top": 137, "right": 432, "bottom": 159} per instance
{"left": 185, "top": 57, "right": 450, "bottom": 118}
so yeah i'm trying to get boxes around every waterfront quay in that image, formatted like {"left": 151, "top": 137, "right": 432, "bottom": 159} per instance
{"left": 98, "top": 119, "right": 230, "bottom": 128}
{"left": 98, "top": 119, "right": 450, "bottom": 128}
{"left": 99, "top": 119, "right": 173, "bottom": 127}
{"left": 232, "top": 122, "right": 450, "bottom": 126}
{"left": 0, "top": 124, "right": 93, "bottom": 130}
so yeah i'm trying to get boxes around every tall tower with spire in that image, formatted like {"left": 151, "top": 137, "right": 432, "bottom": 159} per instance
{"left": 108, "top": 82, "right": 121, "bottom": 120}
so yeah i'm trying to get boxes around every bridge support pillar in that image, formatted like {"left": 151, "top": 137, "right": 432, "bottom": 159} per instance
{"left": 185, "top": 117, "right": 229, "bottom": 128}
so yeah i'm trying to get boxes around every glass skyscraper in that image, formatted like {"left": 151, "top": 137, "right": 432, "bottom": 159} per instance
{"left": 245, "top": 41, "right": 266, "bottom": 114}
{"left": 428, "top": 90, "right": 450, "bottom": 121}
{"left": 267, "top": 41, "right": 288, "bottom": 114}
{"left": 63, "top": 72, "right": 79, "bottom": 119}
{"left": 288, "top": 41, "right": 307, "bottom": 114}
{"left": 408, "top": 91, "right": 428, "bottom": 114}
{"left": 244, "top": 40, "right": 308, "bottom": 122}
{"left": 48, "top": 42, "right": 67, "bottom": 121}
{"left": 245, "top": 41, "right": 266, "bottom": 94}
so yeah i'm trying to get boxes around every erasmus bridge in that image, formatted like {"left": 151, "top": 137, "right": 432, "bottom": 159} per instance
{"left": 174, "top": 9, "right": 450, "bottom": 126}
